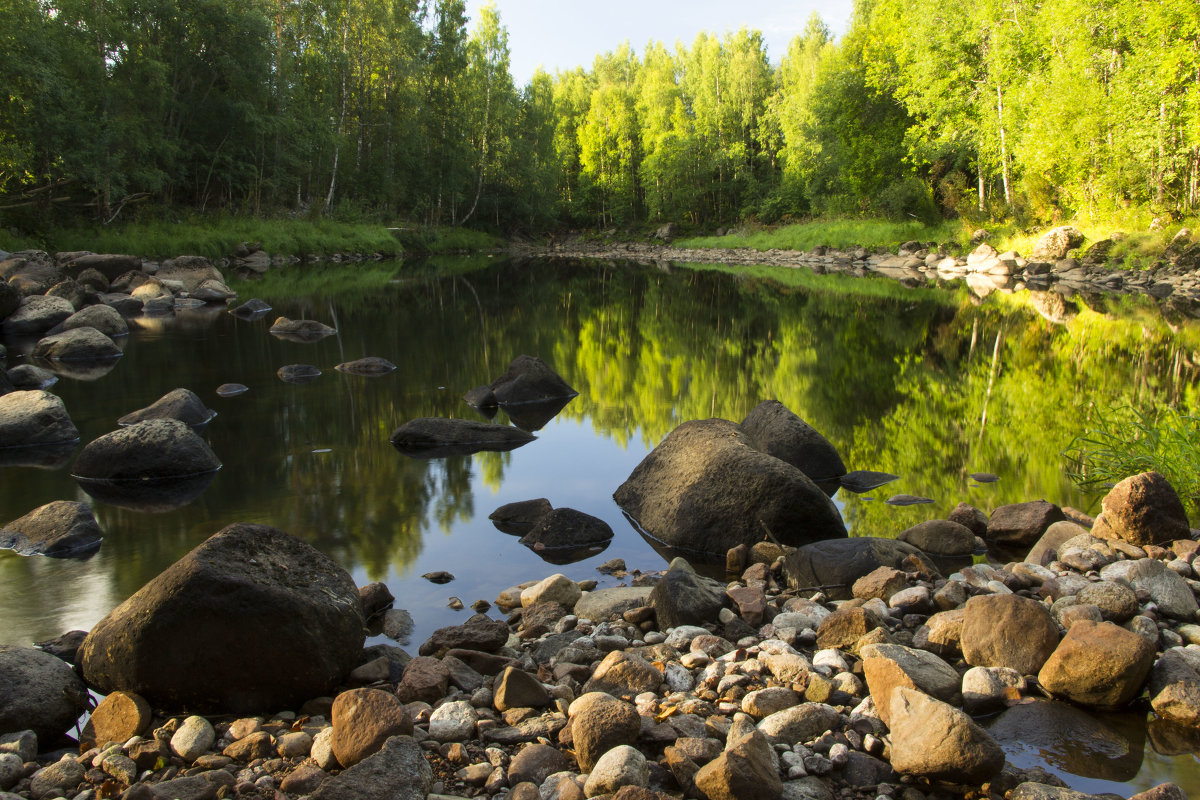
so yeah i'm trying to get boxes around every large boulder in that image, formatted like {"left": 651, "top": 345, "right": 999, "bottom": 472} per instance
{"left": 783, "top": 537, "right": 938, "bottom": 600}
{"left": 156, "top": 256, "right": 224, "bottom": 292}
{"left": 0, "top": 500, "right": 102, "bottom": 557}
{"left": 1, "top": 295, "right": 75, "bottom": 335}
{"left": 0, "top": 390, "right": 79, "bottom": 448}
{"left": 389, "top": 418, "right": 534, "bottom": 458}
{"left": 33, "top": 327, "right": 123, "bottom": 361}
{"left": 650, "top": 557, "right": 728, "bottom": 630}
{"left": 117, "top": 388, "right": 216, "bottom": 428}
{"left": 986, "top": 500, "right": 1066, "bottom": 551}
{"left": 78, "top": 523, "right": 365, "bottom": 712}
{"left": 0, "top": 278, "right": 19, "bottom": 321}
{"left": 614, "top": 418, "right": 846, "bottom": 555}
{"left": 73, "top": 418, "right": 220, "bottom": 481}
{"left": 569, "top": 692, "right": 642, "bottom": 772}
{"left": 961, "top": 594, "right": 1059, "bottom": 675}
{"left": 58, "top": 304, "right": 129, "bottom": 338}
{"left": 1090, "top": 472, "right": 1190, "bottom": 547}
{"left": 489, "top": 354, "right": 576, "bottom": 404}
{"left": 1037, "top": 620, "right": 1155, "bottom": 708}
{"left": 887, "top": 687, "right": 1004, "bottom": 784}
{"left": 0, "top": 645, "right": 89, "bottom": 744}
{"left": 739, "top": 400, "right": 846, "bottom": 482}
{"left": 1032, "top": 226, "right": 1085, "bottom": 261}
{"left": 1099, "top": 558, "right": 1198, "bottom": 620}
{"left": 1, "top": 251, "right": 63, "bottom": 295}
{"left": 898, "top": 520, "right": 976, "bottom": 556}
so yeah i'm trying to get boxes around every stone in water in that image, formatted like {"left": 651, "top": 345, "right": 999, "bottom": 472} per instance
{"left": 886, "top": 494, "right": 934, "bottom": 506}
{"left": 839, "top": 470, "right": 900, "bottom": 493}
{"left": 216, "top": 383, "right": 249, "bottom": 397}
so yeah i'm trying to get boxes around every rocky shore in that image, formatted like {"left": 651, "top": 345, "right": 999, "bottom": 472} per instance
{"left": 514, "top": 225, "right": 1200, "bottom": 316}
{"left": 3, "top": 468, "right": 1200, "bottom": 800}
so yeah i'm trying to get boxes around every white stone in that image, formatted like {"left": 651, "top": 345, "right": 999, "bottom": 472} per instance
{"left": 961, "top": 666, "right": 1025, "bottom": 714}
{"left": 663, "top": 662, "right": 694, "bottom": 693}
{"left": 812, "top": 649, "right": 849, "bottom": 674}
{"left": 664, "top": 625, "right": 710, "bottom": 650}
{"left": 521, "top": 574, "right": 582, "bottom": 609}
{"left": 583, "top": 745, "right": 648, "bottom": 798}
{"left": 311, "top": 726, "right": 338, "bottom": 770}
{"left": 169, "top": 716, "right": 215, "bottom": 762}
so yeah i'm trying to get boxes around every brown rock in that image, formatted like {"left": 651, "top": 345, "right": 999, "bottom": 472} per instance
{"left": 396, "top": 656, "right": 449, "bottom": 704}
{"left": 418, "top": 614, "right": 509, "bottom": 658}
{"left": 507, "top": 743, "right": 570, "bottom": 786}
{"left": 494, "top": 667, "right": 552, "bottom": 711}
{"left": 330, "top": 688, "right": 413, "bottom": 767}
{"left": 860, "top": 644, "right": 961, "bottom": 727}
{"left": 222, "top": 731, "right": 276, "bottom": 762}
{"left": 815, "top": 606, "right": 881, "bottom": 651}
{"left": 581, "top": 651, "right": 663, "bottom": 699}
{"left": 851, "top": 566, "right": 908, "bottom": 602}
{"left": 961, "top": 594, "right": 1059, "bottom": 675}
{"left": 948, "top": 502, "right": 989, "bottom": 539}
{"left": 279, "top": 765, "right": 328, "bottom": 795}
{"left": 912, "top": 608, "right": 964, "bottom": 659}
{"left": 83, "top": 690, "right": 151, "bottom": 746}
{"left": 693, "top": 720, "right": 782, "bottom": 800}
{"left": 1149, "top": 650, "right": 1200, "bottom": 726}
{"left": 569, "top": 692, "right": 641, "bottom": 772}
{"left": 1091, "top": 472, "right": 1191, "bottom": 547}
{"left": 888, "top": 687, "right": 1004, "bottom": 784}
{"left": 726, "top": 585, "right": 766, "bottom": 626}
{"left": 1038, "top": 620, "right": 1155, "bottom": 708}
{"left": 1026, "top": 521, "right": 1091, "bottom": 566}
{"left": 898, "top": 519, "right": 976, "bottom": 556}
{"left": 1129, "top": 783, "right": 1189, "bottom": 800}
{"left": 987, "top": 500, "right": 1066, "bottom": 550}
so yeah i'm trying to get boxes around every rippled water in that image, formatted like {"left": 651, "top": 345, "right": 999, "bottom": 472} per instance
{"left": 1, "top": 255, "right": 1198, "bottom": 791}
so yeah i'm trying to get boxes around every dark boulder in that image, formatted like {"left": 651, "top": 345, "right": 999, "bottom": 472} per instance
{"left": 389, "top": 418, "right": 534, "bottom": 458}
{"left": 74, "top": 268, "right": 109, "bottom": 293}
{"left": 739, "top": 400, "right": 846, "bottom": 481}
{"left": 0, "top": 500, "right": 102, "bottom": 558}
{"left": 1091, "top": 471, "right": 1190, "bottom": 547}
{"left": 783, "top": 537, "right": 939, "bottom": 600}
{"left": 45, "top": 279, "right": 87, "bottom": 309}
{"left": 0, "top": 390, "right": 79, "bottom": 448}
{"left": 101, "top": 293, "right": 143, "bottom": 317}
{"left": 118, "top": 388, "right": 217, "bottom": 428}
{"left": 335, "top": 357, "right": 397, "bottom": 376}
{"left": 898, "top": 520, "right": 976, "bottom": 556}
{"left": 78, "top": 523, "right": 366, "bottom": 712}
{"left": 72, "top": 418, "right": 221, "bottom": 482}
{"left": 613, "top": 418, "right": 846, "bottom": 555}
{"left": 489, "top": 498, "right": 553, "bottom": 534}
{"left": 33, "top": 327, "right": 123, "bottom": 361}
{"left": 518, "top": 508, "right": 614, "bottom": 550}
{"left": 61, "top": 253, "right": 142, "bottom": 281}
{"left": 6, "top": 364, "right": 58, "bottom": 390}
{"left": 489, "top": 354, "right": 577, "bottom": 404}
{"left": 418, "top": 614, "right": 509, "bottom": 659}
{"left": 987, "top": 500, "right": 1066, "bottom": 551}
{"left": 650, "top": 557, "right": 728, "bottom": 630}
{"left": 1, "top": 295, "right": 75, "bottom": 335}
{"left": 0, "top": 645, "right": 90, "bottom": 744}
{"left": 1, "top": 252, "right": 64, "bottom": 295}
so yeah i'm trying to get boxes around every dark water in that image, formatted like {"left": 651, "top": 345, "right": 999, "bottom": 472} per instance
{"left": 2, "top": 255, "right": 1198, "bottom": 792}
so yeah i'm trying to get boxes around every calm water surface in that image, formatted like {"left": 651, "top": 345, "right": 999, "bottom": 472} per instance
{"left": 2, "top": 255, "right": 1198, "bottom": 793}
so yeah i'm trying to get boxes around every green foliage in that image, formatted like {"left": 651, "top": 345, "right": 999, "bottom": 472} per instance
{"left": 1065, "top": 406, "right": 1200, "bottom": 518}
{"left": 677, "top": 218, "right": 962, "bottom": 251}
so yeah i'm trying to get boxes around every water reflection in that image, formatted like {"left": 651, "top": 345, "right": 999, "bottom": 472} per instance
{"left": 0, "top": 255, "right": 1198, "bottom": 791}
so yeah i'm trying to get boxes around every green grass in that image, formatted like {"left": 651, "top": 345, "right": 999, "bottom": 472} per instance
{"left": 676, "top": 217, "right": 965, "bottom": 252}
{"left": 1064, "top": 405, "right": 1200, "bottom": 518}
{"left": 989, "top": 212, "right": 1199, "bottom": 269}
{"left": 1, "top": 217, "right": 505, "bottom": 261}
{"left": 227, "top": 261, "right": 403, "bottom": 302}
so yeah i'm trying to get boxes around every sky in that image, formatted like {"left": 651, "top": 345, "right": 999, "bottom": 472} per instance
{"left": 462, "top": 0, "right": 856, "bottom": 85}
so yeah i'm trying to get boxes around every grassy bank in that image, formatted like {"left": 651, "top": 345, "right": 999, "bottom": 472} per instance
{"left": 0, "top": 218, "right": 505, "bottom": 260}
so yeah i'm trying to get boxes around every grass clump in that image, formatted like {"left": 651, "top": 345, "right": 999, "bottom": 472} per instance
{"left": 676, "top": 217, "right": 964, "bottom": 252}
{"left": 1064, "top": 405, "right": 1200, "bottom": 517}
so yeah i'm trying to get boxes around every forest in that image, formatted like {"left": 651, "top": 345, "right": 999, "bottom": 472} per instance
{"left": 1, "top": 0, "right": 1198, "bottom": 234}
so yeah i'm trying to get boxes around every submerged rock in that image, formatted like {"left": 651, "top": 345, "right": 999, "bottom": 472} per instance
{"left": 269, "top": 316, "right": 337, "bottom": 341}
{"left": 335, "top": 356, "right": 397, "bottom": 376}
{"left": 33, "top": 326, "right": 123, "bottom": 361}
{"left": 518, "top": 508, "right": 613, "bottom": 550}
{"left": 614, "top": 418, "right": 846, "bottom": 555}
{"left": 489, "top": 354, "right": 577, "bottom": 404}
{"left": 278, "top": 364, "right": 322, "bottom": 383}
{"left": 78, "top": 523, "right": 365, "bottom": 712}
{"left": 389, "top": 418, "right": 535, "bottom": 458}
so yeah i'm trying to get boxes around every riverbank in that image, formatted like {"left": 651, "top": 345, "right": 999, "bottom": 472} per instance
{"left": 4, "top": 478, "right": 1199, "bottom": 800}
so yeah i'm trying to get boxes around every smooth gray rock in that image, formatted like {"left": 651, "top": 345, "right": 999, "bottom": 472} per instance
{"left": 118, "top": 388, "right": 216, "bottom": 428}
{"left": 651, "top": 557, "right": 727, "bottom": 630}
{"left": 0, "top": 500, "right": 102, "bottom": 557}
{"left": 59, "top": 304, "right": 129, "bottom": 338}
{"left": 33, "top": 326, "right": 122, "bottom": 361}
{"left": 73, "top": 418, "right": 220, "bottom": 481}
{"left": 1, "top": 295, "right": 74, "bottom": 335}
{"left": 739, "top": 399, "right": 846, "bottom": 481}
{"left": 0, "top": 390, "right": 79, "bottom": 448}
{"left": 309, "top": 736, "right": 432, "bottom": 800}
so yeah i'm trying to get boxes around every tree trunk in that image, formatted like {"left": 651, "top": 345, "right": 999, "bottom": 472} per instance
{"left": 997, "top": 85, "right": 1010, "bottom": 206}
